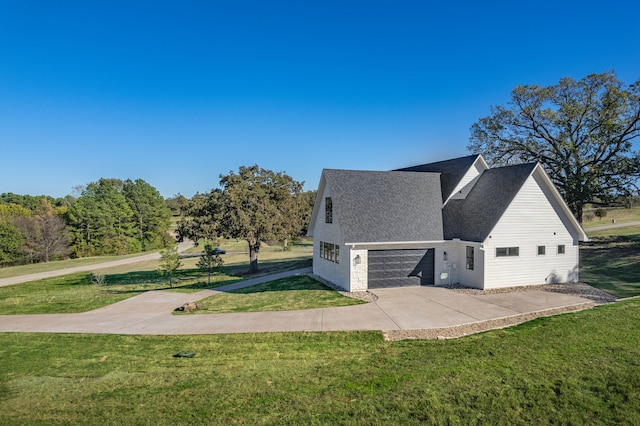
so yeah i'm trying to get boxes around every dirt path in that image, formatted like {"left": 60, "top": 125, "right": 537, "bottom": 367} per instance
{"left": 0, "top": 239, "right": 194, "bottom": 288}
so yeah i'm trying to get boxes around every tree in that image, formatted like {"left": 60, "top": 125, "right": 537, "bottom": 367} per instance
{"left": 218, "top": 165, "right": 304, "bottom": 273}
{"left": 178, "top": 166, "right": 306, "bottom": 273}
{"left": 15, "top": 214, "right": 70, "bottom": 263}
{"left": 122, "top": 179, "right": 172, "bottom": 251}
{"left": 66, "top": 179, "right": 137, "bottom": 256}
{"left": 176, "top": 190, "right": 221, "bottom": 244}
{"left": 196, "top": 243, "right": 224, "bottom": 285}
{"left": 468, "top": 71, "right": 640, "bottom": 222}
{"left": 158, "top": 246, "right": 181, "bottom": 288}
{"left": 0, "top": 221, "right": 25, "bottom": 265}
{"left": 165, "top": 193, "right": 190, "bottom": 217}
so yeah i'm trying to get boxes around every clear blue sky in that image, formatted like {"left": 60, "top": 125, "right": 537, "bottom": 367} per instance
{"left": 1, "top": 0, "right": 638, "bottom": 198}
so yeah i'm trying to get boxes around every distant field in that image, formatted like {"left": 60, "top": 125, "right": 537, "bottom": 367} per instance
{"left": 582, "top": 206, "right": 640, "bottom": 228}
{"left": 0, "top": 253, "right": 146, "bottom": 279}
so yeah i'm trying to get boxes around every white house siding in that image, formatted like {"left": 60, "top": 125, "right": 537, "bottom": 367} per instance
{"left": 482, "top": 173, "right": 579, "bottom": 289}
{"left": 451, "top": 241, "right": 485, "bottom": 289}
{"left": 311, "top": 188, "right": 352, "bottom": 291}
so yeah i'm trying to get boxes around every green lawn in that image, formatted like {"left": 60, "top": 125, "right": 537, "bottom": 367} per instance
{"left": 0, "top": 269, "right": 241, "bottom": 314}
{"left": 175, "top": 275, "right": 363, "bottom": 314}
{"left": 581, "top": 226, "right": 640, "bottom": 298}
{"left": 0, "top": 253, "right": 147, "bottom": 279}
{"left": 581, "top": 206, "right": 640, "bottom": 228}
{"left": 1, "top": 299, "right": 639, "bottom": 424}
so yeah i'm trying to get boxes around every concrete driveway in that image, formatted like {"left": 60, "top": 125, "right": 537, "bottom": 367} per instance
{"left": 0, "top": 268, "right": 594, "bottom": 336}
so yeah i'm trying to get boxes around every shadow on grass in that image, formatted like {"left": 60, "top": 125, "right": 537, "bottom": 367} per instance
{"left": 580, "top": 234, "right": 640, "bottom": 298}
{"left": 99, "top": 268, "right": 241, "bottom": 294}
{"left": 227, "top": 258, "right": 312, "bottom": 278}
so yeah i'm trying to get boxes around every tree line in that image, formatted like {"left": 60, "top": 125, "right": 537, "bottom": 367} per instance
{"left": 0, "top": 178, "right": 172, "bottom": 266}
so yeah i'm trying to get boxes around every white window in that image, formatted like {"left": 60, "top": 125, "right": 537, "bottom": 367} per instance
{"left": 496, "top": 247, "right": 519, "bottom": 257}
{"left": 537, "top": 245, "right": 546, "bottom": 255}
{"left": 557, "top": 245, "right": 565, "bottom": 255}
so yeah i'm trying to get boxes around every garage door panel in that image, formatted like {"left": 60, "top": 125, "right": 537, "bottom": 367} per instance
{"left": 368, "top": 249, "right": 434, "bottom": 289}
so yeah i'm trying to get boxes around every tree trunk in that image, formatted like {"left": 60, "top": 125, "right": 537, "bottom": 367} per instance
{"left": 247, "top": 239, "right": 260, "bottom": 274}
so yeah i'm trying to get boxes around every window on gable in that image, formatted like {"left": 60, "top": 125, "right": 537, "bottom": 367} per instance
{"left": 466, "top": 246, "right": 474, "bottom": 270}
{"left": 496, "top": 247, "right": 519, "bottom": 257}
{"left": 537, "top": 245, "right": 546, "bottom": 255}
{"left": 325, "top": 197, "right": 333, "bottom": 223}
{"left": 557, "top": 245, "right": 565, "bottom": 255}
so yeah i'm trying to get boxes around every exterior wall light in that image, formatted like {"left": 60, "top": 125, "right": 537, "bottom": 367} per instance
{"left": 353, "top": 255, "right": 361, "bottom": 266}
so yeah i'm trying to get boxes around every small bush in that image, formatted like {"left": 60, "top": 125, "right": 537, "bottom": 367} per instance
{"left": 594, "top": 208, "right": 608, "bottom": 220}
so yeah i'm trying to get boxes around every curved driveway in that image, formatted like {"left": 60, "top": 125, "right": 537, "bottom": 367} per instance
{"left": 0, "top": 267, "right": 595, "bottom": 335}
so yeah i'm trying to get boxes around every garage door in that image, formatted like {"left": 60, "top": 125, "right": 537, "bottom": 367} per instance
{"left": 367, "top": 249, "right": 434, "bottom": 289}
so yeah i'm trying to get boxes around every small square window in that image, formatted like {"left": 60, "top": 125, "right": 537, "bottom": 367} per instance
{"left": 557, "top": 245, "right": 565, "bottom": 255}
{"left": 537, "top": 245, "right": 546, "bottom": 255}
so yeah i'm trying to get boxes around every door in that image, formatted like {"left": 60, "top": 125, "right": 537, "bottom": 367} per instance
{"left": 367, "top": 249, "right": 434, "bottom": 289}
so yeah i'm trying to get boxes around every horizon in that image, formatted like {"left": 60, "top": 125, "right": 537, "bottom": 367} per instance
{"left": 1, "top": 1, "right": 638, "bottom": 199}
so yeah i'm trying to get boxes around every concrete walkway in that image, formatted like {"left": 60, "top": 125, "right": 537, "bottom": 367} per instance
{"left": 0, "top": 267, "right": 594, "bottom": 335}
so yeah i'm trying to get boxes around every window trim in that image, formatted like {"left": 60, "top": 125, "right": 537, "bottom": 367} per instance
{"left": 496, "top": 247, "right": 519, "bottom": 257}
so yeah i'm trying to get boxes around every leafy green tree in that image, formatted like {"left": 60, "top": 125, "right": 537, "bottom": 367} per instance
{"left": 468, "top": 71, "right": 640, "bottom": 222}
{"left": 0, "top": 221, "right": 25, "bottom": 265}
{"left": 176, "top": 190, "right": 221, "bottom": 244}
{"left": 218, "top": 165, "right": 304, "bottom": 273}
{"left": 196, "top": 243, "right": 224, "bottom": 285}
{"left": 66, "top": 179, "right": 137, "bottom": 256}
{"left": 165, "top": 193, "right": 190, "bottom": 217}
{"left": 0, "top": 203, "right": 32, "bottom": 218}
{"left": 0, "top": 193, "right": 66, "bottom": 215}
{"left": 123, "top": 179, "right": 172, "bottom": 251}
{"left": 158, "top": 246, "right": 181, "bottom": 288}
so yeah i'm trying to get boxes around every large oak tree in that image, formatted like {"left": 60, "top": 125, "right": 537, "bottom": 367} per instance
{"left": 178, "top": 165, "right": 309, "bottom": 273}
{"left": 468, "top": 71, "right": 640, "bottom": 222}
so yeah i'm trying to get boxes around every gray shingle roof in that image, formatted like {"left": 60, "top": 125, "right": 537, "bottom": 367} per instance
{"left": 323, "top": 169, "right": 444, "bottom": 243}
{"left": 395, "top": 155, "right": 480, "bottom": 201}
{"left": 443, "top": 163, "right": 537, "bottom": 242}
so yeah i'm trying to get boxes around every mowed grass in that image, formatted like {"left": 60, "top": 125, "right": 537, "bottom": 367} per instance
{"left": 581, "top": 206, "right": 640, "bottom": 228}
{"left": 0, "top": 253, "right": 146, "bottom": 279}
{"left": 581, "top": 226, "right": 640, "bottom": 298}
{"left": 0, "top": 269, "right": 241, "bottom": 314}
{"left": 1, "top": 299, "right": 640, "bottom": 424}
{"left": 175, "top": 275, "right": 363, "bottom": 314}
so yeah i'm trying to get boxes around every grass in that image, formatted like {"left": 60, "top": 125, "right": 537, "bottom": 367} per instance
{"left": 581, "top": 226, "right": 640, "bottom": 298}
{"left": 175, "top": 275, "right": 363, "bottom": 314}
{"left": 1, "top": 299, "right": 640, "bottom": 424}
{"left": 581, "top": 206, "right": 640, "bottom": 228}
{"left": 0, "top": 269, "right": 241, "bottom": 314}
{"left": 0, "top": 253, "right": 147, "bottom": 279}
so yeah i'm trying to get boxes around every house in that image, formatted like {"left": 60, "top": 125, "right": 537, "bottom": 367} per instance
{"left": 307, "top": 155, "right": 588, "bottom": 291}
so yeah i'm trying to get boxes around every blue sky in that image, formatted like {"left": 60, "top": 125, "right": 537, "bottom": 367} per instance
{"left": 1, "top": 0, "right": 638, "bottom": 198}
